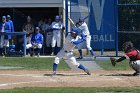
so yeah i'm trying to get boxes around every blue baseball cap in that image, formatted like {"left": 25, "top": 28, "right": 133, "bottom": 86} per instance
{"left": 55, "top": 15, "right": 60, "bottom": 20}
{"left": 79, "top": 17, "right": 84, "bottom": 22}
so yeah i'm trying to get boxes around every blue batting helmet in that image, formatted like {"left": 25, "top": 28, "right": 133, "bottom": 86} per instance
{"left": 71, "top": 27, "right": 81, "bottom": 34}
{"left": 55, "top": 15, "right": 60, "bottom": 20}
{"left": 79, "top": 17, "right": 84, "bottom": 22}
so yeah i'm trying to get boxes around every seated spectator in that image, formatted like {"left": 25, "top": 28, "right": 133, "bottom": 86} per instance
{"left": 26, "top": 27, "right": 44, "bottom": 57}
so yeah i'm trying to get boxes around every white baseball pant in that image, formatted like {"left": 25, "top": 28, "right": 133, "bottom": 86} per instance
{"left": 52, "top": 30, "right": 62, "bottom": 47}
{"left": 77, "top": 35, "right": 92, "bottom": 50}
{"left": 54, "top": 48, "right": 80, "bottom": 67}
{"left": 130, "top": 60, "right": 140, "bottom": 73}
{"left": 0, "top": 35, "right": 9, "bottom": 47}
{"left": 26, "top": 44, "right": 42, "bottom": 49}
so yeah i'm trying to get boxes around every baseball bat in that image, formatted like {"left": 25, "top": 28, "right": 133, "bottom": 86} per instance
{"left": 63, "top": 8, "right": 89, "bottom": 27}
{"left": 68, "top": 17, "right": 77, "bottom": 27}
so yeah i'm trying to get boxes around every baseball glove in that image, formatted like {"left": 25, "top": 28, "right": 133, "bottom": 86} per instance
{"left": 110, "top": 57, "right": 116, "bottom": 67}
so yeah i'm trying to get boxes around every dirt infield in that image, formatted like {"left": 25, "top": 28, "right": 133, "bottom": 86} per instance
{"left": 0, "top": 70, "right": 140, "bottom": 89}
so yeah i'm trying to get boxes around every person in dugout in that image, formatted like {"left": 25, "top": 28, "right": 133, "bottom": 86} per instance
{"left": 26, "top": 27, "right": 43, "bottom": 57}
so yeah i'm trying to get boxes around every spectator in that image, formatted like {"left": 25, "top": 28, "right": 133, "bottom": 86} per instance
{"left": 26, "top": 27, "right": 43, "bottom": 57}
{"left": 22, "top": 16, "right": 34, "bottom": 45}
{"left": 45, "top": 18, "right": 53, "bottom": 55}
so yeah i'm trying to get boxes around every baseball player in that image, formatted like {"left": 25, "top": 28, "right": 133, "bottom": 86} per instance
{"left": 0, "top": 16, "right": 11, "bottom": 56}
{"left": 52, "top": 27, "right": 90, "bottom": 75}
{"left": 6, "top": 15, "right": 14, "bottom": 33}
{"left": 110, "top": 41, "right": 140, "bottom": 76}
{"left": 51, "top": 15, "right": 65, "bottom": 55}
{"left": 26, "top": 27, "right": 43, "bottom": 57}
{"left": 76, "top": 17, "right": 94, "bottom": 59}
{"left": 6, "top": 15, "right": 14, "bottom": 45}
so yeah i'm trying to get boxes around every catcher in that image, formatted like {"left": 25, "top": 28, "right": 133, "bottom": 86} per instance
{"left": 110, "top": 41, "right": 140, "bottom": 76}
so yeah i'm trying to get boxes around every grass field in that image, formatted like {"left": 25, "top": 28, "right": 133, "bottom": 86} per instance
{"left": 0, "top": 57, "right": 70, "bottom": 70}
{"left": 0, "top": 87, "right": 140, "bottom": 93}
{"left": 96, "top": 59, "right": 131, "bottom": 70}
{"left": 0, "top": 57, "right": 132, "bottom": 71}
{"left": 0, "top": 57, "right": 138, "bottom": 92}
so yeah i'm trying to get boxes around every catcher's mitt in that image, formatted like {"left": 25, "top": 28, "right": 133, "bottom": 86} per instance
{"left": 110, "top": 57, "right": 116, "bottom": 67}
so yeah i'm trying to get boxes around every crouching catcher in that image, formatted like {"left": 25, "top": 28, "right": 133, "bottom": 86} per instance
{"left": 110, "top": 41, "right": 140, "bottom": 76}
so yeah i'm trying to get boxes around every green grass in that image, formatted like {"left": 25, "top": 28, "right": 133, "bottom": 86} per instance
{"left": 96, "top": 59, "right": 131, "bottom": 70}
{"left": 0, "top": 87, "right": 140, "bottom": 93}
{"left": 0, "top": 57, "right": 70, "bottom": 70}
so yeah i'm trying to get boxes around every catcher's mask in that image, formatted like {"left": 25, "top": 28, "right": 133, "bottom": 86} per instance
{"left": 122, "top": 41, "right": 133, "bottom": 53}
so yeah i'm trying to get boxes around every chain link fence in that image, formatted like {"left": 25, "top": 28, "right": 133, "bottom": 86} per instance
{"left": 118, "top": 1, "right": 140, "bottom": 51}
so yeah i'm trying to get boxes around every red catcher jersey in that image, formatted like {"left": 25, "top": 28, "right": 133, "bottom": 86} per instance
{"left": 126, "top": 50, "right": 140, "bottom": 60}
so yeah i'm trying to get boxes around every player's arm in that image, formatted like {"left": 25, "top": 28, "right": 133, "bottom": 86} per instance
{"left": 115, "top": 56, "right": 126, "bottom": 62}
{"left": 71, "top": 34, "right": 86, "bottom": 45}
{"left": 110, "top": 56, "right": 126, "bottom": 66}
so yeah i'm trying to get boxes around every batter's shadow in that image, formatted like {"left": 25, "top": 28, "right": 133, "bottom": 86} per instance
{"left": 44, "top": 73, "right": 88, "bottom": 77}
{"left": 100, "top": 73, "right": 133, "bottom": 77}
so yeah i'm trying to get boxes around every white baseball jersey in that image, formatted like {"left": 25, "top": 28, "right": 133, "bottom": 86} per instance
{"left": 63, "top": 33, "right": 78, "bottom": 52}
{"left": 51, "top": 22, "right": 64, "bottom": 30}
{"left": 54, "top": 33, "right": 82, "bottom": 67}
{"left": 0, "top": 23, "right": 9, "bottom": 47}
{"left": 77, "top": 22, "right": 92, "bottom": 50}
{"left": 78, "top": 22, "right": 90, "bottom": 36}
{"left": 51, "top": 21, "right": 64, "bottom": 47}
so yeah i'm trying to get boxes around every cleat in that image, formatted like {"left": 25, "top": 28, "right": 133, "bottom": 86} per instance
{"left": 133, "top": 72, "right": 140, "bottom": 76}
{"left": 52, "top": 71, "right": 56, "bottom": 76}
{"left": 51, "top": 53, "right": 55, "bottom": 56}
{"left": 84, "top": 69, "right": 91, "bottom": 75}
{"left": 76, "top": 56, "right": 83, "bottom": 59}
{"left": 92, "top": 56, "right": 96, "bottom": 60}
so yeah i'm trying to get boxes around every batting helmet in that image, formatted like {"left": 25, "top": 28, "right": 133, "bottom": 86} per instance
{"left": 71, "top": 27, "right": 81, "bottom": 34}
{"left": 79, "top": 17, "right": 84, "bottom": 22}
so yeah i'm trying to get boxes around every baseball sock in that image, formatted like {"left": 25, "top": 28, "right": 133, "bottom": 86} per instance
{"left": 78, "top": 64, "right": 86, "bottom": 71}
{"left": 78, "top": 49, "right": 83, "bottom": 57}
{"left": 53, "top": 63, "right": 58, "bottom": 72}
{"left": 37, "top": 48, "right": 41, "bottom": 54}
{"left": 52, "top": 47, "right": 55, "bottom": 54}
{"left": 90, "top": 49, "right": 94, "bottom": 56}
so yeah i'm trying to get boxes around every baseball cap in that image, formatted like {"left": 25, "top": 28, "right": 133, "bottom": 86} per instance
{"left": 7, "top": 15, "right": 11, "bottom": 18}
{"left": 2, "top": 16, "right": 6, "bottom": 19}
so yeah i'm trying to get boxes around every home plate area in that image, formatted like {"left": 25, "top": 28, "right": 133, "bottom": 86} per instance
{"left": 0, "top": 70, "right": 140, "bottom": 89}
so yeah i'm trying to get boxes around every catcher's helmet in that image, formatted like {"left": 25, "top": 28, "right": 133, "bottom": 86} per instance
{"left": 71, "top": 27, "right": 81, "bottom": 34}
{"left": 122, "top": 41, "right": 133, "bottom": 52}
